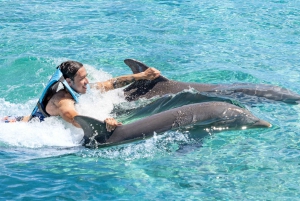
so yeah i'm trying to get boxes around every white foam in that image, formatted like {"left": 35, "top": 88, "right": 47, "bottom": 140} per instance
{"left": 0, "top": 118, "right": 82, "bottom": 148}
{"left": 0, "top": 64, "right": 127, "bottom": 148}
{"left": 76, "top": 87, "right": 126, "bottom": 120}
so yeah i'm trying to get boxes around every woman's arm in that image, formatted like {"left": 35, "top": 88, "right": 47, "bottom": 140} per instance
{"left": 91, "top": 67, "right": 160, "bottom": 92}
{"left": 57, "top": 98, "right": 121, "bottom": 131}
{"left": 57, "top": 98, "right": 81, "bottom": 127}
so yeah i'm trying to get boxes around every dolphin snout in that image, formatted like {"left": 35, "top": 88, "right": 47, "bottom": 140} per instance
{"left": 252, "top": 119, "right": 272, "bottom": 128}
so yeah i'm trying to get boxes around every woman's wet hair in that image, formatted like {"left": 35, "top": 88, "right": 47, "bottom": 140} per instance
{"left": 57, "top": 61, "right": 83, "bottom": 80}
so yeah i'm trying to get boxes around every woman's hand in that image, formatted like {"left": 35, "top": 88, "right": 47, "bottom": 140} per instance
{"left": 1, "top": 116, "right": 17, "bottom": 123}
{"left": 140, "top": 67, "right": 161, "bottom": 80}
{"left": 105, "top": 117, "right": 122, "bottom": 132}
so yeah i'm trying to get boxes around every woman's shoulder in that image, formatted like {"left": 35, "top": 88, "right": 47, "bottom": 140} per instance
{"left": 51, "top": 89, "right": 75, "bottom": 103}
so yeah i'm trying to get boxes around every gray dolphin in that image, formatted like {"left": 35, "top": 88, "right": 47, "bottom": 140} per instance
{"left": 75, "top": 102, "right": 271, "bottom": 148}
{"left": 123, "top": 59, "right": 300, "bottom": 104}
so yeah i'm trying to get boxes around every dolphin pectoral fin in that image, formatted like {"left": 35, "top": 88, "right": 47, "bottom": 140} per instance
{"left": 124, "top": 58, "right": 169, "bottom": 81}
{"left": 74, "top": 115, "right": 112, "bottom": 147}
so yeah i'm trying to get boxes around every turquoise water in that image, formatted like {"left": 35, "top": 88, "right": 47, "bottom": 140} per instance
{"left": 1, "top": 0, "right": 300, "bottom": 200}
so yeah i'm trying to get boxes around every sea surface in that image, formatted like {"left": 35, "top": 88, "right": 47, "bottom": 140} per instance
{"left": 1, "top": 0, "right": 300, "bottom": 200}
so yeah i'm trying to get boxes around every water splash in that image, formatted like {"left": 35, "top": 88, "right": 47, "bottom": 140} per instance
{"left": 0, "top": 64, "right": 126, "bottom": 149}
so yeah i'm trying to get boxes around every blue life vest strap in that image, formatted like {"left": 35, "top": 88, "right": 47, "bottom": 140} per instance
{"left": 30, "top": 69, "right": 81, "bottom": 120}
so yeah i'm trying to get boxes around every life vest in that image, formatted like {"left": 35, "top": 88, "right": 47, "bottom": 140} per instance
{"left": 29, "top": 68, "right": 80, "bottom": 120}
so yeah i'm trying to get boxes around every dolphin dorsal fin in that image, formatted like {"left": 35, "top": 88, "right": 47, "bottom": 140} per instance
{"left": 124, "top": 58, "right": 169, "bottom": 81}
{"left": 74, "top": 115, "right": 112, "bottom": 148}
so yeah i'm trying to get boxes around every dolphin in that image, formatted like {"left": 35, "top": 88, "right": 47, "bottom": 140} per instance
{"left": 114, "top": 90, "right": 245, "bottom": 123}
{"left": 123, "top": 59, "right": 300, "bottom": 104}
{"left": 75, "top": 102, "right": 271, "bottom": 148}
